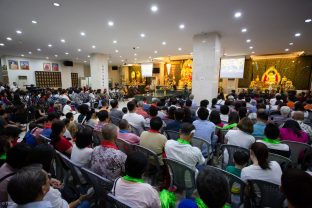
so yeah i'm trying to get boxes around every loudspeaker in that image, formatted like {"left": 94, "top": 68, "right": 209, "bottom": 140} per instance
{"left": 112, "top": 66, "right": 118, "bottom": 70}
{"left": 63, "top": 61, "right": 73, "bottom": 67}
{"left": 153, "top": 68, "right": 160, "bottom": 74}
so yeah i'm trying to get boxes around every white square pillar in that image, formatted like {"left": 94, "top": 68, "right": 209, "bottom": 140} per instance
{"left": 90, "top": 53, "right": 109, "bottom": 90}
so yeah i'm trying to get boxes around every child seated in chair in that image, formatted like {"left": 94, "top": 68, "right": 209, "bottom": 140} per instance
{"left": 226, "top": 151, "right": 249, "bottom": 177}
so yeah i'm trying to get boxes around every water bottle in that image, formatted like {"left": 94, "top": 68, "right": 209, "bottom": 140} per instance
{"left": 231, "top": 182, "right": 241, "bottom": 208}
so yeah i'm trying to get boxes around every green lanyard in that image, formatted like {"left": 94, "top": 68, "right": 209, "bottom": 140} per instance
{"left": 0, "top": 153, "right": 6, "bottom": 160}
{"left": 177, "top": 138, "right": 190, "bottom": 145}
{"left": 222, "top": 123, "right": 237, "bottom": 130}
{"left": 122, "top": 175, "right": 144, "bottom": 183}
{"left": 263, "top": 137, "right": 281, "bottom": 144}
{"left": 195, "top": 198, "right": 231, "bottom": 208}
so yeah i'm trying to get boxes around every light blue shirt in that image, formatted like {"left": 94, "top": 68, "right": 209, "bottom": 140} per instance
{"left": 192, "top": 119, "right": 215, "bottom": 157}
{"left": 252, "top": 122, "right": 266, "bottom": 138}
{"left": 9, "top": 201, "right": 53, "bottom": 208}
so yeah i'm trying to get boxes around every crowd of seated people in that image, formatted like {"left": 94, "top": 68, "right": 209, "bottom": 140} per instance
{"left": 0, "top": 83, "right": 312, "bottom": 207}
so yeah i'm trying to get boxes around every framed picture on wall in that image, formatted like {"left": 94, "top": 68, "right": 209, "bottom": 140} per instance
{"left": 8, "top": 60, "right": 19, "bottom": 69}
{"left": 52, "top": 63, "right": 59, "bottom": 71}
{"left": 20, "top": 61, "right": 30, "bottom": 70}
{"left": 43, "top": 63, "right": 51, "bottom": 71}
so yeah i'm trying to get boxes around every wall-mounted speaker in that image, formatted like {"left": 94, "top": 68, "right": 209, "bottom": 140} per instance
{"left": 63, "top": 61, "right": 73, "bottom": 67}
{"left": 112, "top": 66, "right": 118, "bottom": 70}
{"left": 153, "top": 68, "right": 160, "bottom": 74}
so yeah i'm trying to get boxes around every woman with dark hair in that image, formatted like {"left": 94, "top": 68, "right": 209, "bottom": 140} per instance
{"left": 241, "top": 142, "right": 282, "bottom": 185}
{"left": 85, "top": 108, "right": 97, "bottom": 128}
{"left": 223, "top": 111, "right": 239, "bottom": 130}
{"left": 77, "top": 104, "right": 89, "bottom": 124}
{"left": 225, "top": 117, "right": 255, "bottom": 149}
{"left": 211, "top": 98, "right": 218, "bottom": 109}
{"left": 209, "top": 110, "right": 224, "bottom": 128}
{"left": 50, "top": 121, "right": 72, "bottom": 156}
{"left": 71, "top": 128, "right": 94, "bottom": 168}
{"left": 280, "top": 120, "right": 309, "bottom": 143}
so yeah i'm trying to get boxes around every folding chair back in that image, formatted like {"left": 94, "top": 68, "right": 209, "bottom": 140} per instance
{"left": 116, "top": 138, "right": 134, "bottom": 154}
{"left": 129, "top": 124, "right": 141, "bottom": 136}
{"left": 164, "top": 130, "right": 179, "bottom": 140}
{"left": 281, "top": 140, "right": 312, "bottom": 167}
{"left": 163, "top": 158, "right": 196, "bottom": 197}
{"left": 247, "top": 180, "right": 285, "bottom": 208}
{"left": 268, "top": 153, "right": 292, "bottom": 171}
{"left": 220, "top": 144, "right": 249, "bottom": 170}
{"left": 191, "top": 136, "right": 212, "bottom": 158}
{"left": 111, "top": 116, "right": 122, "bottom": 126}
{"left": 107, "top": 193, "right": 135, "bottom": 208}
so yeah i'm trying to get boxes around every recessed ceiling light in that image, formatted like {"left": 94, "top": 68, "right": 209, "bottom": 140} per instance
{"left": 190, "top": 52, "right": 193, "bottom": 55}
{"left": 28, "top": 51, "right": 32, "bottom": 54}
{"left": 162, "top": 41, "right": 166, "bottom": 45}
{"left": 113, "top": 40, "right": 117, "bottom": 44}
{"left": 87, "top": 55, "right": 90, "bottom": 58}
{"left": 60, "top": 39, "right": 66, "bottom": 43}
{"left": 178, "top": 48, "right": 182, "bottom": 51}
{"left": 134, "top": 58, "right": 137, "bottom": 60}
{"left": 305, "top": 18, "right": 311, "bottom": 23}
{"left": 241, "top": 28, "right": 247, "bottom": 33}
{"left": 234, "top": 12, "right": 242, "bottom": 18}
{"left": 249, "top": 46, "right": 253, "bottom": 49}
{"left": 285, "top": 48, "right": 289, "bottom": 52}
{"left": 151, "top": 5, "right": 158, "bottom": 12}
{"left": 134, "top": 53, "right": 137, "bottom": 56}
{"left": 246, "top": 39, "right": 251, "bottom": 43}
{"left": 65, "top": 52, "right": 69, "bottom": 55}
{"left": 54, "top": 54, "right": 58, "bottom": 57}
{"left": 37, "top": 48, "right": 41, "bottom": 51}
{"left": 121, "top": 59, "right": 124, "bottom": 62}
{"left": 46, "top": 57, "right": 49, "bottom": 59}
{"left": 16, "top": 30, "right": 22, "bottom": 34}
{"left": 115, "top": 50, "right": 119, "bottom": 53}
{"left": 48, "top": 44, "right": 52, "bottom": 47}
{"left": 149, "top": 56, "right": 152, "bottom": 59}
{"left": 140, "top": 33, "right": 145, "bottom": 38}
{"left": 92, "top": 45, "right": 96, "bottom": 49}
{"left": 154, "top": 50, "right": 158, "bottom": 54}
{"left": 0, "top": 43, "right": 4, "bottom": 46}
{"left": 108, "top": 21, "right": 114, "bottom": 26}
{"left": 80, "top": 32, "right": 86, "bottom": 36}
{"left": 53, "top": 2, "right": 60, "bottom": 7}
{"left": 289, "top": 42, "right": 294, "bottom": 46}
{"left": 294, "top": 33, "right": 301, "bottom": 37}
{"left": 84, "top": 61, "right": 87, "bottom": 63}
{"left": 6, "top": 37, "right": 12, "bottom": 41}
{"left": 77, "top": 49, "right": 81, "bottom": 52}
{"left": 21, "top": 54, "right": 24, "bottom": 57}
{"left": 32, "top": 20, "right": 37, "bottom": 24}
{"left": 119, "top": 56, "right": 122, "bottom": 58}
{"left": 179, "top": 24, "right": 185, "bottom": 29}
{"left": 251, "top": 51, "right": 255, "bottom": 54}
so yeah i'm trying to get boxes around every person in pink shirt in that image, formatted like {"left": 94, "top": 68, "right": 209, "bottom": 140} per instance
{"left": 118, "top": 119, "right": 140, "bottom": 144}
{"left": 135, "top": 101, "right": 149, "bottom": 118}
{"left": 279, "top": 120, "right": 309, "bottom": 143}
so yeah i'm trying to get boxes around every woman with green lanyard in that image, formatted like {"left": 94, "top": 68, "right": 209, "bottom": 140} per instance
{"left": 112, "top": 151, "right": 161, "bottom": 208}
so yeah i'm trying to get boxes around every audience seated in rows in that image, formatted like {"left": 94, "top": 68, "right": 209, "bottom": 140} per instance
{"left": 41, "top": 112, "right": 60, "bottom": 138}
{"left": 252, "top": 109, "right": 268, "bottom": 138}
{"left": 292, "top": 111, "right": 312, "bottom": 141}
{"left": 241, "top": 142, "right": 282, "bottom": 185}
{"left": 50, "top": 120, "right": 72, "bottom": 156}
{"left": 109, "top": 99, "right": 124, "bottom": 120}
{"left": 223, "top": 111, "right": 240, "bottom": 130}
{"left": 226, "top": 150, "right": 249, "bottom": 177}
{"left": 93, "top": 110, "right": 109, "bottom": 132}
{"left": 118, "top": 119, "right": 140, "bottom": 144}
{"left": 280, "top": 119, "right": 309, "bottom": 143}
{"left": 165, "top": 108, "right": 185, "bottom": 132}
{"left": 122, "top": 101, "right": 145, "bottom": 134}
{"left": 91, "top": 124, "right": 127, "bottom": 180}
{"left": 136, "top": 101, "right": 149, "bottom": 119}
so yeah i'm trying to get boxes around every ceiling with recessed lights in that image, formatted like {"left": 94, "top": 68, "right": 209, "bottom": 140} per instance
{"left": 0, "top": 0, "right": 311, "bottom": 65}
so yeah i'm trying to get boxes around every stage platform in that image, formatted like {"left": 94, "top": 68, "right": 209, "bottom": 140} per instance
{"left": 134, "top": 90, "right": 185, "bottom": 103}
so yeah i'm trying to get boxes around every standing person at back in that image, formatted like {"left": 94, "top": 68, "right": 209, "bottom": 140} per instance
{"left": 165, "top": 123, "right": 205, "bottom": 174}
{"left": 122, "top": 101, "right": 145, "bottom": 134}
{"left": 192, "top": 107, "right": 215, "bottom": 157}
{"left": 140, "top": 117, "right": 167, "bottom": 163}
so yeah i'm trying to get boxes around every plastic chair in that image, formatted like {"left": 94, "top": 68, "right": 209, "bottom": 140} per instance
{"left": 80, "top": 167, "right": 113, "bottom": 205}
{"left": 281, "top": 140, "right": 312, "bottom": 167}
{"left": 163, "top": 158, "right": 196, "bottom": 198}
{"left": 191, "top": 136, "right": 212, "bottom": 159}
{"left": 133, "top": 144, "right": 161, "bottom": 185}
{"left": 164, "top": 130, "right": 179, "bottom": 140}
{"left": 129, "top": 124, "right": 142, "bottom": 136}
{"left": 39, "top": 134, "right": 51, "bottom": 144}
{"left": 206, "top": 166, "right": 246, "bottom": 206}
{"left": 254, "top": 136, "right": 263, "bottom": 141}
{"left": 111, "top": 116, "right": 122, "bottom": 126}
{"left": 220, "top": 144, "right": 249, "bottom": 170}
{"left": 247, "top": 180, "right": 285, "bottom": 208}
{"left": 268, "top": 153, "right": 292, "bottom": 171}
{"left": 116, "top": 138, "right": 134, "bottom": 154}
{"left": 107, "top": 193, "right": 135, "bottom": 208}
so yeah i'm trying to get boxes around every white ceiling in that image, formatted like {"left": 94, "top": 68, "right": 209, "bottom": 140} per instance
{"left": 0, "top": 0, "right": 311, "bottom": 65}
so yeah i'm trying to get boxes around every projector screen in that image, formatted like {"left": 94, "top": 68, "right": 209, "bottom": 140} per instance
{"left": 220, "top": 57, "right": 245, "bottom": 78}
{"left": 141, "top": 63, "right": 153, "bottom": 77}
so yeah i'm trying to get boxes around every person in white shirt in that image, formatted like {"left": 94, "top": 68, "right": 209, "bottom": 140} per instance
{"left": 112, "top": 151, "right": 161, "bottom": 208}
{"left": 63, "top": 100, "right": 75, "bottom": 115}
{"left": 220, "top": 105, "right": 229, "bottom": 123}
{"left": 225, "top": 117, "right": 256, "bottom": 149}
{"left": 241, "top": 142, "right": 282, "bottom": 185}
{"left": 59, "top": 90, "right": 71, "bottom": 101}
{"left": 71, "top": 127, "right": 94, "bottom": 168}
{"left": 165, "top": 123, "right": 205, "bottom": 174}
{"left": 122, "top": 101, "right": 145, "bottom": 134}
